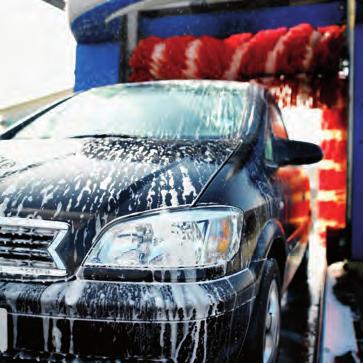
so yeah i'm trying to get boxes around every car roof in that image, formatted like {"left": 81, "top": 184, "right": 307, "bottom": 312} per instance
{"left": 92, "top": 79, "right": 265, "bottom": 94}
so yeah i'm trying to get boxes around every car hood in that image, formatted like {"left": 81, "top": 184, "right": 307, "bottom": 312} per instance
{"left": 0, "top": 138, "right": 238, "bottom": 271}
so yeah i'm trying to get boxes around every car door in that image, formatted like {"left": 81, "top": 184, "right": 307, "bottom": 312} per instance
{"left": 268, "top": 101, "right": 312, "bottom": 250}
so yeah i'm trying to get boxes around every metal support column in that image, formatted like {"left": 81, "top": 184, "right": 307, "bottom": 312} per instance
{"left": 350, "top": 0, "right": 363, "bottom": 259}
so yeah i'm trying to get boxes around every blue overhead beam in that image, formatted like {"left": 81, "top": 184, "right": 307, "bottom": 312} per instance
{"left": 139, "top": 1, "right": 346, "bottom": 38}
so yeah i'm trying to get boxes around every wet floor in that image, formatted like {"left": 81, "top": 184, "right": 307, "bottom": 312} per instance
{"left": 279, "top": 233, "right": 326, "bottom": 363}
{"left": 321, "top": 263, "right": 360, "bottom": 362}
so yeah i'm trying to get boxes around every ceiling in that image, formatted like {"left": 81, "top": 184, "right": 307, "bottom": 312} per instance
{"left": 41, "top": 0, "right": 65, "bottom": 10}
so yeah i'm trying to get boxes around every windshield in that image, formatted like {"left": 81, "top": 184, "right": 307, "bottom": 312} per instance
{"left": 14, "top": 82, "right": 250, "bottom": 140}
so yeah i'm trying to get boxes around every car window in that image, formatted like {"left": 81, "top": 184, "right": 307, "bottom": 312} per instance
{"left": 13, "top": 83, "right": 252, "bottom": 141}
{"left": 264, "top": 125, "right": 274, "bottom": 163}
{"left": 270, "top": 104, "right": 288, "bottom": 139}
{"left": 265, "top": 102, "right": 288, "bottom": 166}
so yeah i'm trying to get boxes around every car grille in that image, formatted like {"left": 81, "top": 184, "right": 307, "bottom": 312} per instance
{"left": 0, "top": 217, "right": 69, "bottom": 278}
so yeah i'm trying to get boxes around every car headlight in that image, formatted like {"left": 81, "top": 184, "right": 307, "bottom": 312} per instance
{"left": 83, "top": 206, "right": 243, "bottom": 269}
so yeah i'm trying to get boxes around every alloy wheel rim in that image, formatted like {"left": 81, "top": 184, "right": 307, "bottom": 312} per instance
{"left": 263, "top": 280, "right": 280, "bottom": 363}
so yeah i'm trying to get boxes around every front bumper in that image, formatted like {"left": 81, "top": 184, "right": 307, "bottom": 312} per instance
{"left": 0, "top": 269, "right": 256, "bottom": 362}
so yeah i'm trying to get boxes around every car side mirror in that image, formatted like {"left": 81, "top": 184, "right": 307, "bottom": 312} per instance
{"left": 273, "top": 138, "right": 323, "bottom": 166}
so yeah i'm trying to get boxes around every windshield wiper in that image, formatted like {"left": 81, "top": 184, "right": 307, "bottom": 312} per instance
{"left": 69, "top": 133, "right": 136, "bottom": 139}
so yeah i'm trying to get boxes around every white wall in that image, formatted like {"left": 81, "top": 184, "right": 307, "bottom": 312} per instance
{"left": 0, "top": 0, "right": 76, "bottom": 109}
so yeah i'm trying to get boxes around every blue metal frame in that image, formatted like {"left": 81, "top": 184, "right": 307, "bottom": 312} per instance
{"left": 75, "top": 42, "right": 121, "bottom": 91}
{"left": 350, "top": 1, "right": 363, "bottom": 260}
{"left": 139, "top": 1, "right": 346, "bottom": 38}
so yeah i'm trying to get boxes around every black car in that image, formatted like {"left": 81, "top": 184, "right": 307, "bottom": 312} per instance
{"left": 0, "top": 80, "right": 322, "bottom": 362}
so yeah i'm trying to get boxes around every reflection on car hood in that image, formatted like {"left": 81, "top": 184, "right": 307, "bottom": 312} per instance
{"left": 0, "top": 137, "right": 238, "bottom": 268}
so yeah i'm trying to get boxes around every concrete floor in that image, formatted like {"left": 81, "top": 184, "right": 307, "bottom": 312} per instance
{"left": 279, "top": 233, "right": 326, "bottom": 363}
{"left": 278, "top": 230, "right": 362, "bottom": 363}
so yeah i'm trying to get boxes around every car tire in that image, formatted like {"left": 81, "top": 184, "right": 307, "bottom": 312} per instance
{"left": 241, "top": 258, "right": 281, "bottom": 363}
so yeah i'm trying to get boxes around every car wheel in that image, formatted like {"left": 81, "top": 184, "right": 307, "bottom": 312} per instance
{"left": 242, "top": 259, "right": 281, "bottom": 363}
